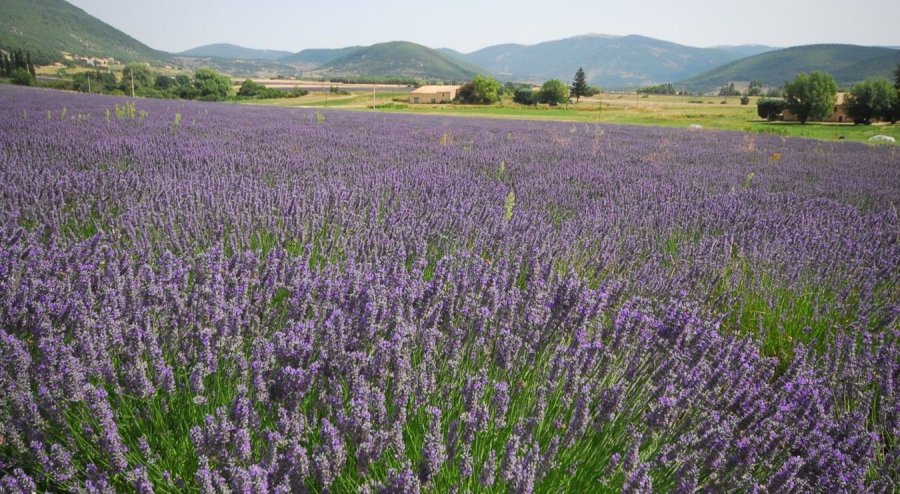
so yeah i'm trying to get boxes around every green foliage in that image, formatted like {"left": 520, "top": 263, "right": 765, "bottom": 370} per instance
{"left": 1, "top": 49, "right": 36, "bottom": 78}
{"left": 0, "top": 0, "right": 168, "bottom": 64}
{"left": 783, "top": 72, "right": 838, "bottom": 123}
{"left": 237, "top": 79, "right": 265, "bottom": 97}
{"left": 718, "top": 82, "right": 741, "bottom": 96}
{"left": 845, "top": 79, "right": 897, "bottom": 123}
{"left": 114, "top": 101, "right": 136, "bottom": 120}
{"left": 192, "top": 68, "right": 233, "bottom": 101}
{"left": 456, "top": 75, "right": 500, "bottom": 105}
{"left": 513, "top": 87, "right": 536, "bottom": 105}
{"left": 747, "top": 80, "right": 764, "bottom": 96}
{"left": 72, "top": 70, "right": 117, "bottom": 93}
{"left": 235, "top": 79, "right": 305, "bottom": 99}
{"left": 153, "top": 75, "right": 176, "bottom": 90}
{"left": 637, "top": 83, "right": 677, "bottom": 95}
{"left": 893, "top": 63, "right": 900, "bottom": 89}
{"left": 120, "top": 63, "right": 154, "bottom": 93}
{"left": 757, "top": 98, "right": 785, "bottom": 121}
{"left": 571, "top": 67, "right": 590, "bottom": 101}
{"left": 740, "top": 95, "right": 750, "bottom": 105}
{"left": 539, "top": 79, "right": 570, "bottom": 106}
{"left": 504, "top": 190, "right": 516, "bottom": 221}
{"left": 10, "top": 67, "right": 36, "bottom": 86}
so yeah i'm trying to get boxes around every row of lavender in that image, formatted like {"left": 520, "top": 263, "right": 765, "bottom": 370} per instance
{"left": 0, "top": 85, "right": 897, "bottom": 492}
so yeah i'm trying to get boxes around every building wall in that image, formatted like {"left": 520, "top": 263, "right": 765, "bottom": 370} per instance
{"left": 409, "top": 90, "right": 456, "bottom": 104}
{"left": 783, "top": 105, "right": 850, "bottom": 122}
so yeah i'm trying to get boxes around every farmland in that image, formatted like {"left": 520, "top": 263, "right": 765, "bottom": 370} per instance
{"left": 0, "top": 85, "right": 897, "bottom": 492}
{"left": 247, "top": 91, "right": 900, "bottom": 145}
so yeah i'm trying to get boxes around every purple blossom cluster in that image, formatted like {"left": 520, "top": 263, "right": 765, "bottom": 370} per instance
{"left": 0, "top": 85, "right": 897, "bottom": 492}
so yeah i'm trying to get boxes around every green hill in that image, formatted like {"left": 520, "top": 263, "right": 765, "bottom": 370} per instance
{"left": 681, "top": 44, "right": 900, "bottom": 90}
{"left": 317, "top": 41, "right": 484, "bottom": 82}
{"left": 279, "top": 47, "right": 364, "bottom": 66}
{"left": 0, "top": 0, "right": 168, "bottom": 64}
{"left": 179, "top": 43, "right": 292, "bottom": 61}
{"left": 445, "top": 34, "right": 744, "bottom": 89}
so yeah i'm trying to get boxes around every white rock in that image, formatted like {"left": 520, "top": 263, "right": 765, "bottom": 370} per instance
{"left": 868, "top": 135, "right": 895, "bottom": 143}
{"left": 689, "top": 124, "right": 703, "bottom": 130}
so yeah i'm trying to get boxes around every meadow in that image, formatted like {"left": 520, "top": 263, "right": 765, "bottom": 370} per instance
{"left": 0, "top": 85, "right": 897, "bottom": 493}
{"left": 248, "top": 90, "right": 900, "bottom": 145}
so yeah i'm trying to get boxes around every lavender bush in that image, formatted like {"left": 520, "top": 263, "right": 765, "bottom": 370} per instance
{"left": 0, "top": 85, "right": 897, "bottom": 492}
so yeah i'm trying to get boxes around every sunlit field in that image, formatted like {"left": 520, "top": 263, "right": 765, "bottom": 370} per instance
{"left": 0, "top": 85, "right": 897, "bottom": 492}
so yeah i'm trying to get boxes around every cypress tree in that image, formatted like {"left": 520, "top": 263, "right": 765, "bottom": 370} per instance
{"left": 571, "top": 67, "right": 589, "bottom": 102}
{"left": 26, "top": 52, "right": 35, "bottom": 77}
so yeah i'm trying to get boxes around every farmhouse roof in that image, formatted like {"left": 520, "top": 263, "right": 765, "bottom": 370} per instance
{"left": 411, "top": 85, "right": 461, "bottom": 94}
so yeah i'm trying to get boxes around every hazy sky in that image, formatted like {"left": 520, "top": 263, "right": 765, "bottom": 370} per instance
{"left": 67, "top": 0, "right": 900, "bottom": 53}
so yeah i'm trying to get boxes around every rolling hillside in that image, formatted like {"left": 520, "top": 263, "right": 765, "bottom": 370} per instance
{"left": 179, "top": 43, "right": 292, "bottom": 61}
{"left": 0, "top": 0, "right": 167, "bottom": 64}
{"left": 279, "top": 47, "right": 364, "bottom": 67}
{"left": 681, "top": 44, "right": 900, "bottom": 90}
{"left": 443, "top": 34, "right": 745, "bottom": 88}
{"left": 712, "top": 45, "right": 780, "bottom": 57}
{"left": 317, "top": 41, "right": 484, "bottom": 82}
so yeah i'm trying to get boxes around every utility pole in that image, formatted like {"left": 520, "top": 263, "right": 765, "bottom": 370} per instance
{"left": 373, "top": 82, "right": 376, "bottom": 112}
{"left": 87, "top": 73, "right": 91, "bottom": 94}
{"left": 130, "top": 69, "right": 135, "bottom": 98}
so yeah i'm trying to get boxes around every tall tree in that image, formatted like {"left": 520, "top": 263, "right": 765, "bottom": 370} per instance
{"left": 846, "top": 79, "right": 897, "bottom": 123}
{"left": 571, "top": 67, "right": 589, "bottom": 102}
{"left": 540, "top": 79, "right": 569, "bottom": 106}
{"left": 783, "top": 72, "right": 837, "bottom": 124}
{"left": 193, "top": 68, "right": 233, "bottom": 101}
{"left": 471, "top": 75, "right": 501, "bottom": 104}
{"left": 25, "top": 53, "right": 35, "bottom": 77}
{"left": 894, "top": 63, "right": 900, "bottom": 89}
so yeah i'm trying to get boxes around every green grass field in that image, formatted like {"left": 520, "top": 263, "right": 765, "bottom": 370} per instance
{"left": 246, "top": 92, "right": 900, "bottom": 144}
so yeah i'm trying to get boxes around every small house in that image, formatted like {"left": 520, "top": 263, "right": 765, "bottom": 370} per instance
{"left": 783, "top": 93, "right": 851, "bottom": 123}
{"left": 409, "top": 85, "right": 460, "bottom": 104}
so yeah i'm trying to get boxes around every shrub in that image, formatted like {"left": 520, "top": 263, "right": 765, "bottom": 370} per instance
{"left": 757, "top": 98, "right": 785, "bottom": 121}
{"left": 539, "top": 79, "right": 569, "bottom": 106}
{"left": 10, "top": 68, "right": 35, "bottom": 86}
{"left": 513, "top": 87, "right": 535, "bottom": 105}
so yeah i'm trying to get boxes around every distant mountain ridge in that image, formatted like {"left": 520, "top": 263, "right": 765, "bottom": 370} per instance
{"left": 314, "top": 41, "right": 484, "bottom": 81}
{"left": 0, "top": 0, "right": 168, "bottom": 64}
{"left": 680, "top": 44, "right": 900, "bottom": 90}
{"left": 7, "top": 1, "right": 899, "bottom": 90}
{"left": 439, "top": 34, "right": 747, "bottom": 88}
{"left": 278, "top": 47, "right": 364, "bottom": 67}
{"left": 178, "top": 43, "right": 292, "bottom": 61}
{"left": 711, "top": 45, "right": 780, "bottom": 57}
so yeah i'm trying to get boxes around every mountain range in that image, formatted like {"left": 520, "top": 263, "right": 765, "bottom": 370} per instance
{"left": 437, "top": 35, "right": 748, "bottom": 88}
{"left": 681, "top": 44, "right": 900, "bottom": 89}
{"left": 2, "top": 0, "right": 898, "bottom": 90}
{"left": 178, "top": 43, "right": 293, "bottom": 61}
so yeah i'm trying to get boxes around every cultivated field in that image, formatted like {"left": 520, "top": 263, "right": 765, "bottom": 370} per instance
{"left": 0, "top": 85, "right": 897, "bottom": 492}
{"left": 249, "top": 90, "right": 900, "bottom": 145}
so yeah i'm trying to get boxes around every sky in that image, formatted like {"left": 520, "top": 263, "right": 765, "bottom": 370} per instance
{"left": 67, "top": 0, "right": 900, "bottom": 54}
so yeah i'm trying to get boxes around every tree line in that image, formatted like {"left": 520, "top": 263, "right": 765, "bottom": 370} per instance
{"left": 1, "top": 50, "right": 38, "bottom": 86}
{"left": 454, "top": 67, "right": 600, "bottom": 106}
{"left": 756, "top": 66, "right": 900, "bottom": 124}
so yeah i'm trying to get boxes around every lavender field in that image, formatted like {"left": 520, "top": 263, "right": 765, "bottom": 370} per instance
{"left": 0, "top": 84, "right": 897, "bottom": 493}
